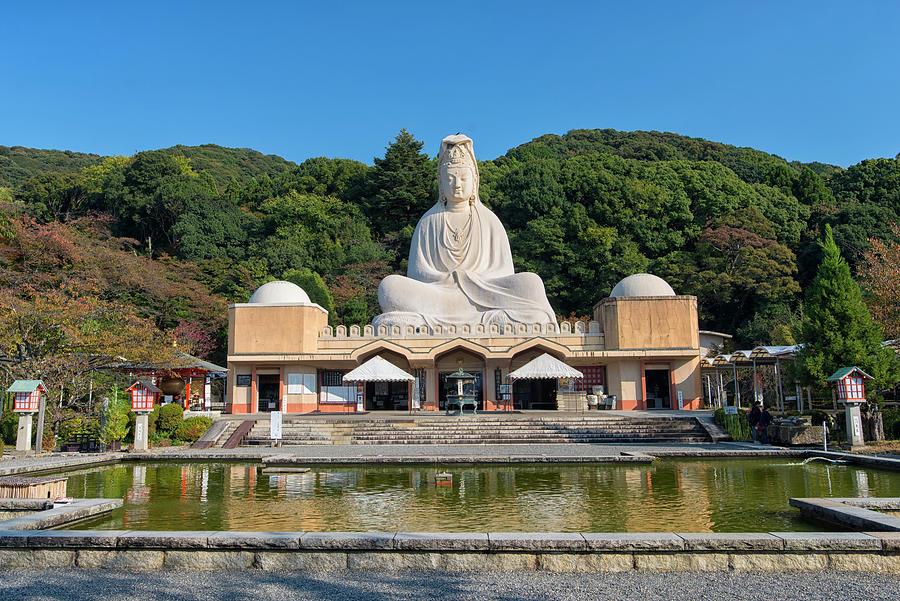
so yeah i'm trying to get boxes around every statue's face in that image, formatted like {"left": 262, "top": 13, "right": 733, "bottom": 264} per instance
{"left": 441, "top": 165, "right": 474, "bottom": 205}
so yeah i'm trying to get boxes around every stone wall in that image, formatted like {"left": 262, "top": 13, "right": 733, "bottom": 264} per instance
{"left": 2, "top": 531, "right": 899, "bottom": 572}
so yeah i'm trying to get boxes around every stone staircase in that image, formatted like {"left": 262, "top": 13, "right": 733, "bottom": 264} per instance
{"left": 240, "top": 415, "right": 711, "bottom": 446}
{"left": 242, "top": 420, "right": 336, "bottom": 446}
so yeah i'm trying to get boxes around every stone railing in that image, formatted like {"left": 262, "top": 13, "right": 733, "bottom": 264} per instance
{"left": 320, "top": 321, "right": 602, "bottom": 340}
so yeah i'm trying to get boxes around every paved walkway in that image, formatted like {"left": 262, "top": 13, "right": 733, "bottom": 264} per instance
{"left": 0, "top": 568, "right": 896, "bottom": 601}
{"left": 0, "top": 452, "right": 121, "bottom": 477}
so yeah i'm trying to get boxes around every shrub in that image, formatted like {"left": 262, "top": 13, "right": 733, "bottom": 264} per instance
{"left": 174, "top": 416, "right": 212, "bottom": 442}
{"left": 714, "top": 407, "right": 751, "bottom": 441}
{"left": 1, "top": 412, "right": 17, "bottom": 445}
{"left": 102, "top": 394, "right": 131, "bottom": 445}
{"left": 148, "top": 406, "right": 160, "bottom": 437}
{"left": 882, "top": 407, "right": 900, "bottom": 440}
{"left": 157, "top": 403, "right": 184, "bottom": 436}
{"left": 0, "top": 436, "right": 4, "bottom": 456}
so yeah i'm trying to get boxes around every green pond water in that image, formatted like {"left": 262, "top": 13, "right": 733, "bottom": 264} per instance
{"left": 60, "top": 459, "right": 900, "bottom": 532}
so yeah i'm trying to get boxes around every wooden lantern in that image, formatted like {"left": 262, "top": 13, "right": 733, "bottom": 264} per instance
{"left": 7, "top": 380, "right": 47, "bottom": 413}
{"left": 826, "top": 366, "right": 873, "bottom": 404}
{"left": 126, "top": 380, "right": 162, "bottom": 413}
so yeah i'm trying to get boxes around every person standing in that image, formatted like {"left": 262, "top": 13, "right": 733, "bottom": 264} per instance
{"left": 749, "top": 401, "right": 762, "bottom": 443}
{"left": 758, "top": 404, "right": 773, "bottom": 445}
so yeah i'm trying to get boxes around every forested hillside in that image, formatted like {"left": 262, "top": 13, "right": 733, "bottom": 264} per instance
{"left": 2, "top": 129, "right": 898, "bottom": 366}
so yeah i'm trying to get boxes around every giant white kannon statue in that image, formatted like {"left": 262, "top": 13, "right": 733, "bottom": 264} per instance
{"left": 373, "top": 134, "right": 556, "bottom": 329}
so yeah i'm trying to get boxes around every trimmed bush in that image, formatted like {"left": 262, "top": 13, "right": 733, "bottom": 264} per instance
{"left": 174, "top": 416, "right": 212, "bottom": 442}
{"left": 713, "top": 407, "right": 751, "bottom": 441}
{"left": 157, "top": 403, "right": 184, "bottom": 436}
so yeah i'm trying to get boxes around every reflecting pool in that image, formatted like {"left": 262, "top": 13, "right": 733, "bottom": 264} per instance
{"left": 60, "top": 459, "right": 900, "bottom": 532}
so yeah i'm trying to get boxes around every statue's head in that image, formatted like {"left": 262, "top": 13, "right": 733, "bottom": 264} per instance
{"left": 438, "top": 134, "right": 479, "bottom": 207}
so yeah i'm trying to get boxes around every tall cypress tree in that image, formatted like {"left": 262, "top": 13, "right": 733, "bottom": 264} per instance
{"left": 363, "top": 129, "right": 436, "bottom": 241}
{"left": 796, "top": 224, "right": 899, "bottom": 390}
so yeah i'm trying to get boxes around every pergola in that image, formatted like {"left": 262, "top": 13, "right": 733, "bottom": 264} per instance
{"left": 701, "top": 345, "right": 802, "bottom": 411}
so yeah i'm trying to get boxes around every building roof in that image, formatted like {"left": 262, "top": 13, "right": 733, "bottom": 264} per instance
{"left": 609, "top": 273, "right": 676, "bottom": 298}
{"left": 826, "top": 366, "right": 874, "bottom": 382}
{"left": 112, "top": 353, "right": 227, "bottom": 374}
{"left": 6, "top": 380, "right": 46, "bottom": 394}
{"left": 508, "top": 353, "right": 584, "bottom": 381}
{"left": 126, "top": 379, "right": 163, "bottom": 393}
{"left": 343, "top": 355, "right": 415, "bottom": 382}
{"left": 249, "top": 280, "right": 311, "bottom": 305}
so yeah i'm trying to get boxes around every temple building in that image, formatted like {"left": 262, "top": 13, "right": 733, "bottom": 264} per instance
{"left": 225, "top": 273, "right": 718, "bottom": 414}
{"left": 226, "top": 134, "right": 724, "bottom": 414}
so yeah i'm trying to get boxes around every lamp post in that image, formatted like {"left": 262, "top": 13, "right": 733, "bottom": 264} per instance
{"left": 826, "top": 367, "right": 873, "bottom": 451}
{"left": 126, "top": 380, "right": 161, "bottom": 451}
{"left": 7, "top": 380, "right": 46, "bottom": 455}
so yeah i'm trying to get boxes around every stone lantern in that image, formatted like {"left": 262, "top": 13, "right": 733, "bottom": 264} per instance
{"left": 126, "top": 380, "right": 161, "bottom": 451}
{"left": 826, "top": 366, "right": 873, "bottom": 450}
{"left": 6, "top": 380, "right": 47, "bottom": 454}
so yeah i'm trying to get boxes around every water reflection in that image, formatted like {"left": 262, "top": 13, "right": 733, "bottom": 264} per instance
{"left": 62, "top": 459, "right": 900, "bottom": 533}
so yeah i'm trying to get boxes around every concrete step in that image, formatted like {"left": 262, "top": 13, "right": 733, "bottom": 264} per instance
{"left": 239, "top": 415, "right": 711, "bottom": 446}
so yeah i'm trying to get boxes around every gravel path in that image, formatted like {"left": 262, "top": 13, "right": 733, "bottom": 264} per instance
{"left": 0, "top": 569, "right": 897, "bottom": 601}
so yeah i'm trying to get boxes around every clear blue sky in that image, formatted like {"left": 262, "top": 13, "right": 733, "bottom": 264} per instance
{"left": 1, "top": 1, "right": 898, "bottom": 167}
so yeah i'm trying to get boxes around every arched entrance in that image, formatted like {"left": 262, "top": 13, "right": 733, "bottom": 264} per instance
{"left": 435, "top": 348, "right": 486, "bottom": 411}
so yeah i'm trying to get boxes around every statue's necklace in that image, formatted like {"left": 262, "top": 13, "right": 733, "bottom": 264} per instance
{"left": 444, "top": 207, "right": 472, "bottom": 244}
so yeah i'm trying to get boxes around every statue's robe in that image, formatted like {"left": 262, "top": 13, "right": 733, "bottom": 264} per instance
{"left": 373, "top": 202, "right": 556, "bottom": 329}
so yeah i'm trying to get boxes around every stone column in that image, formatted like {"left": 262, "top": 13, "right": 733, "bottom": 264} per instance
{"left": 15, "top": 413, "right": 34, "bottom": 454}
{"left": 424, "top": 367, "right": 437, "bottom": 411}
{"left": 843, "top": 402, "right": 866, "bottom": 450}
{"left": 133, "top": 412, "right": 150, "bottom": 451}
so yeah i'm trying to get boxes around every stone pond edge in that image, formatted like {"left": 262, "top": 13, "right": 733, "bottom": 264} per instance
{"left": 1, "top": 530, "right": 900, "bottom": 571}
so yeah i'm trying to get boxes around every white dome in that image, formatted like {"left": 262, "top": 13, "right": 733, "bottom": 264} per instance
{"left": 610, "top": 273, "right": 676, "bottom": 298}
{"left": 249, "top": 280, "right": 311, "bottom": 305}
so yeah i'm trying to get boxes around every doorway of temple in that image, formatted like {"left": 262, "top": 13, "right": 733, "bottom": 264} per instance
{"left": 644, "top": 369, "right": 671, "bottom": 409}
{"left": 512, "top": 379, "right": 557, "bottom": 410}
{"left": 257, "top": 374, "right": 280, "bottom": 412}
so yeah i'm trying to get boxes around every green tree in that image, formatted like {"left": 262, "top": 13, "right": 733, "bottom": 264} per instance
{"left": 363, "top": 129, "right": 435, "bottom": 244}
{"left": 16, "top": 172, "right": 87, "bottom": 221}
{"left": 282, "top": 268, "right": 335, "bottom": 319}
{"left": 795, "top": 225, "right": 899, "bottom": 390}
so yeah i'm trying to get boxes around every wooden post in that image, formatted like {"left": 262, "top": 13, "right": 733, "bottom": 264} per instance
{"left": 34, "top": 390, "right": 51, "bottom": 453}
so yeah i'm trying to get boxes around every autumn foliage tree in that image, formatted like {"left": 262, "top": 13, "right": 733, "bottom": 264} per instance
{"left": 858, "top": 225, "right": 900, "bottom": 340}
{"left": 0, "top": 285, "right": 180, "bottom": 435}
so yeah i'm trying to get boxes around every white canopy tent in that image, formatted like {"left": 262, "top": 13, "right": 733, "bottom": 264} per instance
{"left": 508, "top": 353, "right": 583, "bottom": 381}
{"left": 343, "top": 355, "right": 416, "bottom": 413}
{"left": 343, "top": 355, "right": 415, "bottom": 383}
{"left": 506, "top": 353, "right": 584, "bottom": 412}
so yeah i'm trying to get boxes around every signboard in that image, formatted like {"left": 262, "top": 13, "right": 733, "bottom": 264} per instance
{"left": 204, "top": 379, "right": 211, "bottom": 409}
{"left": 236, "top": 375, "right": 251, "bottom": 387}
{"left": 677, "top": 390, "right": 684, "bottom": 410}
{"left": 270, "top": 411, "right": 282, "bottom": 440}
{"left": 724, "top": 406, "right": 738, "bottom": 415}
{"left": 853, "top": 415, "right": 862, "bottom": 438}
